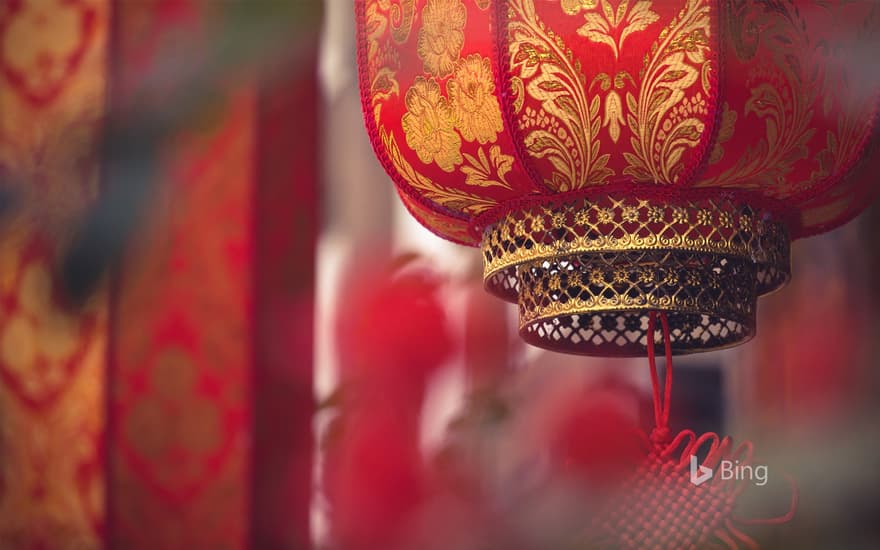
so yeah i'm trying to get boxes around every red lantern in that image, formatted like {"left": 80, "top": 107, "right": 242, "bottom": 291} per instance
{"left": 357, "top": 0, "right": 879, "bottom": 356}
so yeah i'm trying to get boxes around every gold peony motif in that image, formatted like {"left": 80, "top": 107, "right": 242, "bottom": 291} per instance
{"left": 447, "top": 54, "right": 504, "bottom": 144}
{"left": 418, "top": 0, "right": 467, "bottom": 78}
{"left": 402, "top": 77, "right": 463, "bottom": 172}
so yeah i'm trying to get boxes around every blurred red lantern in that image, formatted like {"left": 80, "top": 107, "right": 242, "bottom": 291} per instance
{"left": 326, "top": 407, "right": 427, "bottom": 549}
{"left": 336, "top": 259, "right": 453, "bottom": 399}
{"left": 549, "top": 379, "right": 645, "bottom": 492}
{"left": 357, "top": 0, "right": 880, "bottom": 356}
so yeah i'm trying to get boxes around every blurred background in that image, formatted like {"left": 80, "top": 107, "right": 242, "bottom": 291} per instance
{"left": 0, "top": 0, "right": 879, "bottom": 549}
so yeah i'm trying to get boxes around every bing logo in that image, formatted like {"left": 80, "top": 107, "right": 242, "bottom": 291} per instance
{"left": 689, "top": 455, "right": 769, "bottom": 486}
{"left": 689, "top": 454, "right": 713, "bottom": 486}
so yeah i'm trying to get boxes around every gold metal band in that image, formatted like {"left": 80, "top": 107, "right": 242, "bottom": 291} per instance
{"left": 481, "top": 195, "right": 791, "bottom": 355}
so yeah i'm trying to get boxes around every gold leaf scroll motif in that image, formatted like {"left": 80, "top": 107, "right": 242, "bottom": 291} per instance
{"left": 388, "top": 0, "right": 415, "bottom": 43}
{"left": 365, "top": 0, "right": 402, "bottom": 122}
{"left": 509, "top": 0, "right": 612, "bottom": 191}
{"left": 564, "top": 0, "right": 659, "bottom": 60}
{"left": 461, "top": 145, "right": 515, "bottom": 189}
{"left": 697, "top": 3, "right": 818, "bottom": 190}
{"left": 381, "top": 125, "right": 497, "bottom": 214}
{"left": 591, "top": 71, "right": 635, "bottom": 143}
{"left": 623, "top": 0, "right": 710, "bottom": 183}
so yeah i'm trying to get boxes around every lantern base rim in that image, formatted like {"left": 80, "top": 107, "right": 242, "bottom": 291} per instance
{"left": 481, "top": 192, "right": 791, "bottom": 355}
{"left": 521, "top": 313, "right": 755, "bottom": 357}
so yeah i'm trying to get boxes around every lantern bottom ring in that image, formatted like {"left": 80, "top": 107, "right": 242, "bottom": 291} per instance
{"left": 481, "top": 193, "right": 791, "bottom": 355}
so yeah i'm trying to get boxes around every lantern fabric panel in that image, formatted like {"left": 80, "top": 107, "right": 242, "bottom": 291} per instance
{"left": 693, "top": 1, "right": 880, "bottom": 226}
{"left": 357, "top": 0, "right": 536, "bottom": 233}
{"left": 358, "top": 0, "right": 880, "bottom": 356}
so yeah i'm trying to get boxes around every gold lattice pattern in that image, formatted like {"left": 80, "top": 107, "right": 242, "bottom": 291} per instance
{"left": 517, "top": 250, "right": 755, "bottom": 355}
{"left": 482, "top": 195, "right": 790, "bottom": 300}
{"left": 479, "top": 194, "right": 790, "bottom": 354}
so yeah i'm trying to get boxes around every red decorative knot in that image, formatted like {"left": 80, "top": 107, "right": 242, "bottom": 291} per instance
{"left": 582, "top": 312, "right": 797, "bottom": 549}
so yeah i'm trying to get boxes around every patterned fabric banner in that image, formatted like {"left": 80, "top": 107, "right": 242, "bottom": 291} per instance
{"left": 0, "top": 0, "right": 110, "bottom": 546}
{"left": 0, "top": 1, "right": 322, "bottom": 547}
{"left": 108, "top": 90, "right": 255, "bottom": 548}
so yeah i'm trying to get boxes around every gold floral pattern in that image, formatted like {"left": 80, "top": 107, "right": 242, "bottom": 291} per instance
{"left": 590, "top": 71, "right": 636, "bottom": 143}
{"left": 561, "top": 0, "right": 599, "bottom": 14}
{"left": 509, "top": 0, "right": 711, "bottom": 185}
{"left": 381, "top": 126, "right": 497, "bottom": 214}
{"left": 362, "top": 0, "right": 879, "bottom": 253}
{"left": 509, "top": 0, "right": 612, "bottom": 190}
{"left": 363, "top": 0, "right": 499, "bottom": 219}
{"left": 418, "top": 0, "right": 467, "bottom": 78}
{"left": 359, "top": 0, "right": 879, "bottom": 357}
{"left": 448, "top": 54, "right": 504, "bottom": 144}
{"left": 697, "top": 5, "right": 819, "bottom": 192}
{"left": 398, "top": 191, "right": 475, "bottom": 243}
{"left": 389, "top": 0, "right": 416, "bottom": 43}
{"left": 364, "top": 2, "right": 398, "bottom": 122}
{"left": 401, "top": 76, "right": 462, "bottom": 172}
{"left": 622, "top": 0, "right": 711, "bottom": 183}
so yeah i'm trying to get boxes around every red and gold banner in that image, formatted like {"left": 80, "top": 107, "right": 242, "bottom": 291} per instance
{"left": 1, "top": 0, "right": 321, "bottom": 547}
{"left": 108, "top": 91, "right": 255, "bottom": 548}
{"left": 0, "top": 0, "right": 110, "bottom": 546}
{"left": 104, "top": 1, "right": 257, "bottom": 548}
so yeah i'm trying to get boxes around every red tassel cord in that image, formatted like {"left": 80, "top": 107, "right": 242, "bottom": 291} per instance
{"left": 587, "top": 312, "right": 798, "bottom": 549}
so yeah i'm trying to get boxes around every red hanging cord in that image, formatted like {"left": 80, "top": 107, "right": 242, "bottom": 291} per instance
{"left": 733, "top": 473, "right": 800, "bottom": 526}
{"left": 647, "top": 311, "right": 674, "bottom": 443}
{"left": 591, "top": 311, "right": 798, "bottom": 548}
